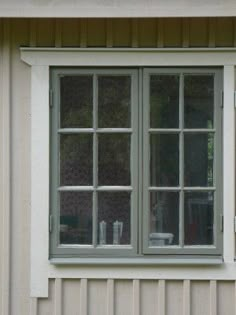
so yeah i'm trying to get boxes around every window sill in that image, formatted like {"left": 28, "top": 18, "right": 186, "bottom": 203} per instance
{"left": 50, "top": 256, "right": 223, "bottom": 266}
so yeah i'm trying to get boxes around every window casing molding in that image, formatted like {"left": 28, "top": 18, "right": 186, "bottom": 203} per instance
{"left": 20, "top": 48, "right": 236, "bottom": 298}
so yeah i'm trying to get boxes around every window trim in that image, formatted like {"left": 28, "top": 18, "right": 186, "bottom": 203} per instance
{"left": 20, "top": 48, "right": 236, "bottom": 298}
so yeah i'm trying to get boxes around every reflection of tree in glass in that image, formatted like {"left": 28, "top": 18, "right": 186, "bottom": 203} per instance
{"left": 98, "top": 76, "right": 131, "bottom": 128}
{"left": 98, "top": 134, "right": 130, "bottom": 186}
{"left": 60, "top": 75, "right": 93, "bottom": 128}
{"left": 60, "top": 134, "right": 93, "bottom": 186}
{"left": 184, "top": 75, "right": 214, "bottom": 128}
{"left": 150, "top": 75, "right": 179, "bottom": 128}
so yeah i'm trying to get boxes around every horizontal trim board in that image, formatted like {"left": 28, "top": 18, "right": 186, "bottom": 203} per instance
{"left": 1, "top": 5, "right": 236, "bottom": 17}
{"left": 48, "top": 262, "right": 236, "bottom": 280}
{"left": 21, "top": 47, "right": 236, "bottom": 66}
{"left": 50, "top": 257, "right": 223, "bottom": 265}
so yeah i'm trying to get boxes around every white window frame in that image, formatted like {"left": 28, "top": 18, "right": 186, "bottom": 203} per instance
{"left": 20, "top": 48, "right": 236, "bottom": 298}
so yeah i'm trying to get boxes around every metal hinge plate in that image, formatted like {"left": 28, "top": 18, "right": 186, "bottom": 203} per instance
{"left": 49, "top": 214, "right": 53, "bottom": 233}
{"left": 220, "top": 215, "right": 224, "bottom": 232}
{"left": 49, "top": 89, "right": 53, "bottom": 108}
{"left": 221, "top": 91, "right": 224, "bottom": 108}
{"left": 234, "top": 216, "right": 236, "bottom": 233}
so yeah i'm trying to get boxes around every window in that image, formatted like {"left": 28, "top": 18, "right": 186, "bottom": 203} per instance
{"left": 50, "top": 67, "right": 222, "bottom": 258}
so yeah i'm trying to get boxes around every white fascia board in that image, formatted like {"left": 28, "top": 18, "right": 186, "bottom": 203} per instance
{"left": 21, "top": 47, "right": 236, "bottom": 67}
{"left": 2, "top": 4, "right": 236, "bottom": 17}
{"left": 21, "top": 48, "right": 236, "bottom": 298}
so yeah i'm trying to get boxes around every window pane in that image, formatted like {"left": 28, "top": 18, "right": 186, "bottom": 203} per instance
{"left": 150, "top": 134, "right": 179, "bottom": 186}
{"left": 60, "top": 192, "right": 92, "bottom": 245}
{"left": 149, "top": 192, "right": 179, "bottom": 246}
{"left": 98, "top": 134, "right": 130, "bottom": 186}
{"left": 98, "top": 192, "right": 131, "bottom": 245}
{"left": 184, "top": 133, "right": 214, "bottom": 187}
{"left": 60, "top": 76, "right": 93, "bottom": 128}
{"left": 150, "top": 75, "right": 179, "bottom": 128}
{"left": 184, "top": 75, "right": 214, "bottom": 128}
{"left": 184, "top": 192, "right": 214, "bottom": 245}
{"left": 60, "top": 134, "right": 93, "bottom": 186}
{"left": 98, "top": 76, "right": 131, "bottom": 128}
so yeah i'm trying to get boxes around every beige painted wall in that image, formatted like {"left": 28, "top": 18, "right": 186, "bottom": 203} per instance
{"left": 1, "top": 17, "right": 236, "bottom": 315}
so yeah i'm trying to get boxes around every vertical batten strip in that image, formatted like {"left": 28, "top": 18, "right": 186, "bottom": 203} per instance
{"left": 210, "top": 280, "right": 217, "bottom": 315}
{"left": 54, "top": 279, "right": 62, "bottom": 315}
{"left": 183, "top": 280, "right": 190, "bottom": 315}
{"left": 55, "top": 19, "right": 62, "bottom": 48}
{"left": 223, "top": 65, "right": 235, "bottom": 262}
{"left": 131, "top": 19, "right": 139, "bottom": 48}
{"left": 30, "top": 297, "right": 38, "bottom": 315}
{"left": 132, "top": 280, "right": 140, "bottom": 315}
{"left": 29, "top": 19, "right": 37, "bottom": 47}
{"left": 208, "top": 18, "right": 216, "bottom": 47}
{"left": 234, "top": 281, "right": 236, "bottom": 315}
{"left": 182, "top": 18, "right": 190, "bottom": 48}
{"left": 158, "top": 280, "right": 166, "bottom": 315}
{"left": 1, "top": 18, "right": 11, "bottom": 315}
{"left": 157, "top": 19, "right": 164, "bottom": 48}
{"left": 80, "top": 279, "right": 88, "bottom": 315}
{"left": 107, "top": 279, "right": 114, "bottom": 315}
{"left": 80, "top": 19, "right": 88, "bottom": 48}
{"left": 106, "top": 19, "right": 113, "bottom": 48}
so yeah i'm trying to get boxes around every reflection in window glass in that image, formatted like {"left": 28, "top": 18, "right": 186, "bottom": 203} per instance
{"left": 149, "top": 192, "right": 179, "bottom": 246}
{"left": 60, "top": 76, "right": 93, "bottom": 128}
{"left": 184, "top": 75, "right": 214, "bottom": 129}
{"left": 60, "top": 134, "right": 93, "bottom": 186}
{"left": 98, "top": 192, "right": 131, "bottom": 245}
{"left": 150, "top": 75, "right": 179, "bottom": 128}
{"left": 60, "top": 192, "right": 93, "bottom": 245}
{"left": 184, "top": 133, "right": 214, "bottom": 187}
{"left": 150, "top": 134, "right": 179, "bottom": 187}
{"left": 98, "top": 76, "right": 131, "bottom": 128}
{"left": 184, "top": 192, "right": 214, "bottom": 245}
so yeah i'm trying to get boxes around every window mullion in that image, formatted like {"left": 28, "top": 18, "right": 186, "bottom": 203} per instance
{"left": 179, "top": 73, "right": 184, "bottom": 248}
{"left": 93, "top": 74, "right": 98, "bottom": 248}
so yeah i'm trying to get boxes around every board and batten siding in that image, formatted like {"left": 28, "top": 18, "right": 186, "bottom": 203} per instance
{"left": 0, "top": 17, "right": 236, "bottom": 315}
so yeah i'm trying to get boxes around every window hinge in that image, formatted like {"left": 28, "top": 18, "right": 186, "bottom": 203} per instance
{"left": 220, "top": 215, "right": 224, "bottom": 232}
{"left": 49, "top": 214, "right": 53, "bottom": 233}
{"left": 234, "top": 91, "right": 236, "bottom": 108}
{"left": 221, "top": 91, "right": 224, "bottom": 108}
{"left": 49, "top": 89, "right": 53, "bottom": 108}
{"left": 234, "top": 216, "right": 236, "bottom": 233}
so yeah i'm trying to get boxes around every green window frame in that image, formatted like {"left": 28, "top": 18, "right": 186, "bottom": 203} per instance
{"left": 50, "top": 67, "right": 223, "bottom": 259}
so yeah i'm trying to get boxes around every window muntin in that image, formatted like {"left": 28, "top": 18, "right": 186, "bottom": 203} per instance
{"left": 50, "top": 68, "right": 222, "bottom": 258}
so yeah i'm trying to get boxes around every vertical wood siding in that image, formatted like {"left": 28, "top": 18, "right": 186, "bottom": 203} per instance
{"left": 0, "top": 17, "right": 236, "bottom": 315}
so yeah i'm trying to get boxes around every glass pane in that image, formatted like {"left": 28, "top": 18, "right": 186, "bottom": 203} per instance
{"left": 184, "top": 192, "right": 214, "bottom": 245}
{"left": 184, "top": 75, "right": 214, "bottom": 128}
{"left": 98, "top": 134, "right": 130, "bottom": 186}
{"left": 60, "top": 134, "right": 93, "bottom": 186}
{"left": 60, "top": 76, "right": 93, "bottom": 128}
{"left": 60, "top": 192, "right": 92, "bottom": 244}
{"left": 98, "top": 76, "right": 131, "bottom": 128}
{"left": 150, "top": 75, "right": 179, "bottom": 128}
{"left": 149, "top": 192, "right": 179, "bottom": 246}
{"left": 184, "top": 133, "right": 214, "bottom": 187}
{"left": 98, "top": 192, "right": 131, "bottom": 245}
{"left": 150, "top": 134, "right": 179, "bottom": 186}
